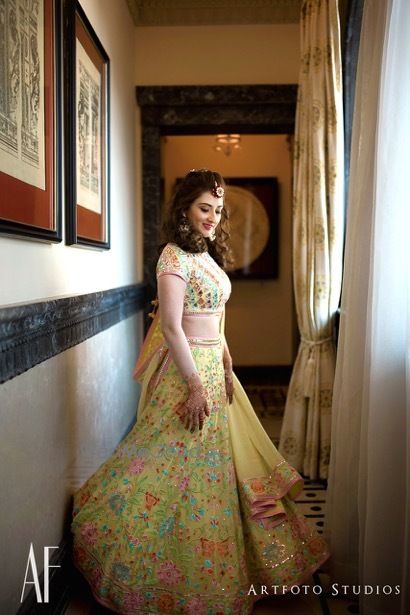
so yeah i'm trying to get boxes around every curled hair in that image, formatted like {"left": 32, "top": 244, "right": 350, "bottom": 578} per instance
{"left": 160, "top": 169, "right": 233, "bottom": 269}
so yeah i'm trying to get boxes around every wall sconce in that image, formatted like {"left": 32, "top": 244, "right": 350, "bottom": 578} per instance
{"left": 214, "top": 134, "right": 241, "bottom": 156}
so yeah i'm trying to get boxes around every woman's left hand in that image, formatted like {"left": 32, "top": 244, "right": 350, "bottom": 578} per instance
{"left": 223, "top": 355, "right": 234, "bottom": 404}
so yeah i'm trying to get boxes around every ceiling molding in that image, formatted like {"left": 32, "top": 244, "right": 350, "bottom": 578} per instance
{"left": 126, "top": 0, "right": 302, "bottom": 26}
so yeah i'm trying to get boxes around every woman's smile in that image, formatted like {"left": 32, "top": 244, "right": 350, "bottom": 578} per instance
{"left": 187, "top": 190, "right": 223, "bottom": 238}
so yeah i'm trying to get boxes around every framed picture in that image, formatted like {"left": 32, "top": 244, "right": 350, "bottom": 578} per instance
{"left": 64, "top": 0, "right": 110, "bottom": 249}
{"left": 224, "top": 177, "right": 279, "bottom": 279}
{"left": 0, "top": 0, "right": 62, "bottom": 242}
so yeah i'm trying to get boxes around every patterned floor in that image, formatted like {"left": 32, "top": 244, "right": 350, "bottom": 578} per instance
{"left": 66, "top": 382, "right": 360, "bottom": 614}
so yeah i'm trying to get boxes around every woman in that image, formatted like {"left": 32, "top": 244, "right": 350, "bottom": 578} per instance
{"left": 71, "top": 169, "right": 330, "bottom": 614}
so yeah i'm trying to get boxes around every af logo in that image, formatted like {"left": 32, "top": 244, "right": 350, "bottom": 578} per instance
{"left": 20, "top": 543, "right": 60, "bottom": 603}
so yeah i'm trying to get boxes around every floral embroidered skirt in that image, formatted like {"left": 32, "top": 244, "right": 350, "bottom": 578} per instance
{"left": 71, "top": 336, "right": 330, "bottom": 614}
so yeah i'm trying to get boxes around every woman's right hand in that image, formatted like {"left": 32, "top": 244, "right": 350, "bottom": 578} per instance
{"left": 182, "top": 373, "right": 210, "bottom": 432}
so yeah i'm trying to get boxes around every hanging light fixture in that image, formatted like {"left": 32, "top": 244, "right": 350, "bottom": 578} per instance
{"left": 214, "top": 134, "right": 241, "bottom": 156}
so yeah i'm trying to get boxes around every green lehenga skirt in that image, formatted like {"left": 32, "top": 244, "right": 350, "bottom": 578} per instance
{"left": 71, "top": 334, "right": 330, "bottom": 614}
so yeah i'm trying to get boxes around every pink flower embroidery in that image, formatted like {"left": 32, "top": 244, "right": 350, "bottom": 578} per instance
{"left": 123, "top": 591, "right": 145, "bottom": 609}
{"left": 156, "top": 561, "right": 183, "bottom": 586}
{"left": 234, "top": 596, "right": 244, "bottom": 611}
{"left": 80, "top": 522, "right": 98, "bottom": 545}
{"left": 293, "top": 514, "right": 310, "bottom": 535}
{"left": 90, "top": 568, "right": 103, "bottom": 586}
{"left": 187, "top": 595, "right": 206, "bottom": 615}
{"left": 308, "top": 537, "right": 326, "bottom": 556}
{"left": 178, "top": 476, "right": 190, "bottom": 492}
{"left": 128, "top": 458, "right": 145, "bottom": 475}
{"left": 294, "top": 553, "right": 307, "bottom": 570}
{"left": 250, "top": 479, "right": 265, "bottom": 494}
{"left": 128, "top": 535, "right": 140, "bottom": 547}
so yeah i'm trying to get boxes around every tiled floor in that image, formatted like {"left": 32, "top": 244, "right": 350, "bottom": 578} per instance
{"left": 65, "top": 382, "right": 360, "bottom": 614}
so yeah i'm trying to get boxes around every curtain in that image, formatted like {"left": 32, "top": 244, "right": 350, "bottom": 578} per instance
{"left": 324, "top": 0, "right": 410, "bottom": 613}
{"left": 279, "top": 0, "right": 345, "bottom": 480}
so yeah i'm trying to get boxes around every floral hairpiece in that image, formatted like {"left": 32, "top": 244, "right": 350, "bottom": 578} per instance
{"left": 188, "top": 170, "right": 225, "bottom": 198}
{"left": 211, "top": 184, "right": 225, "bottom": 198}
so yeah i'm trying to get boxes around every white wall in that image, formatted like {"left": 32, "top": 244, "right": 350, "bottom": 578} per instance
{"left": 134, "top": 23, "right": 300, "bottom": 84}
{"left": 0, "top": 2, "right": 141, "bottom": 611}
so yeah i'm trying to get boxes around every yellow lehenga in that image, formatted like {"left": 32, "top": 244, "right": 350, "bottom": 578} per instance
{"left": 71, "top": 243, "right": 329, "bottom": 614}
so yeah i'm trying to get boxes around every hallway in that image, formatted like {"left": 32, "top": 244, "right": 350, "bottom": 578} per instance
{"left": 2, "top": 0, "right": 409, "bottom": 613}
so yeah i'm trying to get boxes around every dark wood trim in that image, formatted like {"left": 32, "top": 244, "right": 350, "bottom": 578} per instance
{"left": 0, "top": 283, "right": 148, "bottom": 384}
{"left": 63, "top": 0, "right": 111, "bottom": 249}
{"left": 135, "top": 84, "right": 298, "bottom": 330}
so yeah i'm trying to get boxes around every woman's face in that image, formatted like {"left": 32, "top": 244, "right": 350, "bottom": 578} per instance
{"left": 186, "top": 191, "right": 224, "bottom": 238}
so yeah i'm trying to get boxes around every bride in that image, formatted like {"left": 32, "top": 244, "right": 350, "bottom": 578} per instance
{"left": 71, "top": 169, "right": 329, "bottom": 614}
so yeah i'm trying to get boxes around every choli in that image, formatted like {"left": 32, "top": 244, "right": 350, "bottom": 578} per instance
{"left": 156, "top": 243, "right": 231, "bottom": 314}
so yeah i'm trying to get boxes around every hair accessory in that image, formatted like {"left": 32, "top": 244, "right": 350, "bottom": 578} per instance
{"left": 211, "top": 184, "right": 225, "bottom": 198}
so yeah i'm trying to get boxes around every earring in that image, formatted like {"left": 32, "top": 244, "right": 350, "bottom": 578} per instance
{"left": 209, "top": 228, "right": 216, "bottom": 242}
{"left": 179, "top": 214, "right": 190, "bottom": 233}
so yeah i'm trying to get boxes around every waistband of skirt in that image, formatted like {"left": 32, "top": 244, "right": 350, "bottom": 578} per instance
{"left": 183, "top": 310, "right": 223, "bottom": 317}
{"left": 186, "top": 335, "right": 222, "bottom": 347}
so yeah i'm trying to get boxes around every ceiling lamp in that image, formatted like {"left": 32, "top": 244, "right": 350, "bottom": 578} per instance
{"left": 214, "top": 134, "right": 241, "bottom": 156}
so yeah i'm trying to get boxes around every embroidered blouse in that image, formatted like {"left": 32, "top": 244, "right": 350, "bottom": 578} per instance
{"left": 156, "top": 242, "right": 231, "bottom": 315}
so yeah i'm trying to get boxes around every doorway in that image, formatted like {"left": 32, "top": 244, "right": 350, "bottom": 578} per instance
{"left": 136, "top": 84, "right": 297, "bottom": 367}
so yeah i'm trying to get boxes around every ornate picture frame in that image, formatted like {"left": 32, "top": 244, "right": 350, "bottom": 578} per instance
{"left": 64, "top": 0, "right": 110, "bottom": 249}
{"left": 0, "top": 0, "right": 62, "bottom": 242}
{"left": 225, "top": 177, "right": 279, "bottom": 279}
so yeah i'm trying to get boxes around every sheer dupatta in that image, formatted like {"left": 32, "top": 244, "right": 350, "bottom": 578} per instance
{"left": 228, "top": 374, "right": 304, "bottom": 529}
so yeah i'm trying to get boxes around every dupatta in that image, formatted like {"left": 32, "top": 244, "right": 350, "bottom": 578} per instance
{"left": 227, "top": 374, "right": 304, "bottom": 529}
{"left": 132, "top": 301, "right": 164, "bottom": 383}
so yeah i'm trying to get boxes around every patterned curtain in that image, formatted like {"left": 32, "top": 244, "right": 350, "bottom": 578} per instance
{"left": 278, "top": 0, "right": 344, "bottom": 480}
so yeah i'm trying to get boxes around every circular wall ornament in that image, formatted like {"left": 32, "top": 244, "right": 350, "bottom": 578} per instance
{"left": 225, "top": 185, "right": 270, "bottom": 272}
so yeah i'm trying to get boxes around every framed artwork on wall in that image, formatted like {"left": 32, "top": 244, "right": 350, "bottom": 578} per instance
{"left": 224, "top": 177, "right": 279, "bottom": 280}
{"left": 64, "top": 0, "right": 110, "bottom": 249}
{"left": 0, "top": 0, "right": 62, "bottom": 242}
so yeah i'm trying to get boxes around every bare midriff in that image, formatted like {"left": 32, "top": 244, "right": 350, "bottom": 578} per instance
{"left": 181, "top": 312, "right": 222, "bottom": 339}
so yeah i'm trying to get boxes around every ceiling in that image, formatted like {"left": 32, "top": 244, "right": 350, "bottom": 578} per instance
{"left": 126, "top": 0, "right": 302, "bottom": 27}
